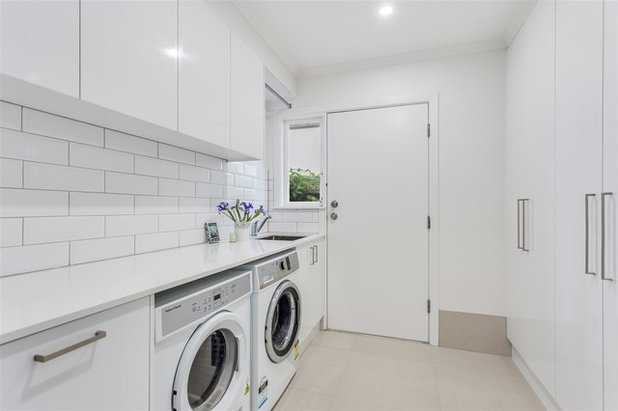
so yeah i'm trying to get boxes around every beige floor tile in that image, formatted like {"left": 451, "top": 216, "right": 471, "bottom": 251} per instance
{"left": 431, "top": 346, "right": 516, "bottom": 378}
{"left": 274, "top": 388, "right": 335, "bottom": 411}
{"left": 353, "top": 333, "right": 435, "bottom": 365}
{"left": 290, "top": 345, "right": 351, "bottom": 395}
{"left": 313, "top": 330, "right": 357, "bottom": 351}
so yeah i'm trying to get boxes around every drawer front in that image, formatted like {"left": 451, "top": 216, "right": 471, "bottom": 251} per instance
{"left": 0, "top": 297, "right": 150, "bottom": 410}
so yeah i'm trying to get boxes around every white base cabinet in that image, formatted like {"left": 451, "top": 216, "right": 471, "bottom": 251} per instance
{"left": 298, "top": 239, "right": 326, "bottom": 345}
{"left": 0, "top": 298, "right": 150, "bottom": 411}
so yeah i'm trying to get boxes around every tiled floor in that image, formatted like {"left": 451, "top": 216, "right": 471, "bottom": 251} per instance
{"left": 274, "top": 331, "right": 544, "bottom": 411}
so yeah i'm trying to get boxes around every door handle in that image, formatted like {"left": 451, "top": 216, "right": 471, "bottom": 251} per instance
{"left": 330, "top": 212, "right": 338, "bottom": 220}
{"left": 34, "top": 330, "right": 107, "bottom": 363}
{"left": 585, "top": 194, "right": 597, "bottom": 275}
{"left": 602, "top": 192, "right": 614, "bottom": 281}
{"left": 517, "top": 199, "right": 529, "bottom": 252}
{"left": 330, "top": 200, "right": 339, "bottom": 208}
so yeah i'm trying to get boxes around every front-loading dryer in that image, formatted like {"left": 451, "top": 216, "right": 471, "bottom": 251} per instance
{"left": 152, "top": 269, "right": 252, "bottom": 411}
{"left": 241, "top": 250, "right": 302, "bottom": 411}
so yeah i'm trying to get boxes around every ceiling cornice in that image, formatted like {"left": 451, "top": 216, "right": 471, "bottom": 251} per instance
{"left": 503, "top": 0, "right": 538, "bottom": 48}
{"left": 296, "top": 39, "right": 506, "bottom": 79}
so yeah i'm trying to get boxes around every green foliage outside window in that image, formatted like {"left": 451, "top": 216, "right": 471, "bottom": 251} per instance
{"left": 289, "top": 168, "right": 320, "bottom": 202}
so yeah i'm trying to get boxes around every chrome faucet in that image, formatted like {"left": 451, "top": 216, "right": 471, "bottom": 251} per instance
{"left": 251, "top": 215, "right": 271, "bottom": 237}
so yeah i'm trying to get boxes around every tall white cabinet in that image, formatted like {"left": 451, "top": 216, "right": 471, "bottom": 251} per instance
{"left": 506, "top": 0, "right": 618, "bottom": 409}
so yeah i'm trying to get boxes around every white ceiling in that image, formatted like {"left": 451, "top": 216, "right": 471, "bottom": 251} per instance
{"left": 233, "top": 0, "right": 532, "bottom": 77}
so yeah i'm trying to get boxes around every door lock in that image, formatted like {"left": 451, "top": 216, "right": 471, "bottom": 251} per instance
{"left": 330, "top": 200, "right": 339, "bottom": 208}
{"left": 330, "top": 212, "right": 338, "bottom": 220}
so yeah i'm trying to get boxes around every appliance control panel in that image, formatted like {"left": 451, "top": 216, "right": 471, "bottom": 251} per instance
{"left": 255, "top": 251, "right": 299, "bottom": 290}
{"left": 154, "top": 270, "right": 251, "bottom": 341}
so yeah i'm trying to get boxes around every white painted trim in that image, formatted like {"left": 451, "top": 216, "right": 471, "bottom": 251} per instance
{"left": 503, "top": 0, "right": 538, "bottom": 48}
{"left": 294, "top": 93, "right": 440, "bottom": 345}
{"left": 512, "top": 347, "right": 561, "bottom": 411}
{"left": 297, "top": 39, "right": 505, "bottom": 79}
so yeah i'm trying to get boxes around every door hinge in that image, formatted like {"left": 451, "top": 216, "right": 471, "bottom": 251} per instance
{"left": 427, "top": 216, "right": 431, "bottom": 229}
{"left": 427, "top": 123, "right": 431, "bottom": 138}
{"left": 427, "top": 299, "right": 431, "bottom": 313}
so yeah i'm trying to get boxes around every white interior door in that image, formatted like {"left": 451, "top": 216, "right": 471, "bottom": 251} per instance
{"left": 327, "top": 104, "right": 429, "bottom": 342}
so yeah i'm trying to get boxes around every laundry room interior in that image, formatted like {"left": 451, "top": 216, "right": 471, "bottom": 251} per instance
{"left": 0, "top": 0, "right": 616, "bottom": 410}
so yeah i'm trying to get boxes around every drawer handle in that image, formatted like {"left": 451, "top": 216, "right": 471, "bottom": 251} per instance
{"left": 33, "top": 330, "right": 107, "bottom": 363}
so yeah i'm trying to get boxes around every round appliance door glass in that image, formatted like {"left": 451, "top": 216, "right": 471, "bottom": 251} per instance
{"left": 265, "top": 280, "right": 301, "bottom": 363}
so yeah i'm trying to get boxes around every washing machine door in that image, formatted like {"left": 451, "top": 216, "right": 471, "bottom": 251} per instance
{"left": 172, "top": 311, "right": 246, "bottom": 411}
{"left": 265, "top": 280, "right": 301, "bottom": 363}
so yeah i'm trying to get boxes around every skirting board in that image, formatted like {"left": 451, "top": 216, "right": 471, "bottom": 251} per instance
{"left": 512, "top": 348, "right": 561, "bottom": 411}
{"left": 438, "top": 310, "right": 512, "bottom": 356}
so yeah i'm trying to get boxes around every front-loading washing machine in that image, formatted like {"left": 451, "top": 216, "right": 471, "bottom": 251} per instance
{"left": 153, "top": 269, "right": 252, "bottom": 411}
{"left": 241, "top": 250, "right": 302, "bottom": 411}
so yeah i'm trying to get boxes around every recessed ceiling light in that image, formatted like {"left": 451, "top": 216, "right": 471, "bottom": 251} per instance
{"left": 379, "top": 5, "right": 393, "bottom": 17}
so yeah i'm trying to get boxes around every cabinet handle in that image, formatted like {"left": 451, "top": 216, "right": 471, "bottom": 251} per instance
{"left": 310, "top": 246, "right": 315, "bottom": 265}
{"left": 34, "top": 330, "right": 107, "bottom": 363}
{"left": 602, "top": 192, "right": 614, "bottom": 281}
{"left": 585, "top": 194, "right": 597, "bottom": 275}
{"left": 517, "top": 199, "right": 529, "bottom": 251}
{"left": 314, "top": 245, "right": 319, "bottom": 264}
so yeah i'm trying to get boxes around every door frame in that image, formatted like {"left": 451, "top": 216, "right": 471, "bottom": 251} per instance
{"left": 272, "top": 93, "right": 440, "bottom": 345}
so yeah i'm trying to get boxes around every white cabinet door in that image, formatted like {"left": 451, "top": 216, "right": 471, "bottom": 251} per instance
{"left": 0, "top": 0, "right": 79, "bottom": 97}
{"left": 504, "top": 0, "right": 556, "bottom": 396}
{"left": 0, "top": 298, "right": 150, "bottom": 410}
{"left": 81, "top": 0, "right": 177, "bottom": 130}
{"left": 603, "top": 0, "right": 618, "bottom": 408}
{"left": 555, "top": 1, "right": 604, "bottom": 409}
{"left": 230, "top": 34, "right": 264, "bottom": 160}
{"left": 178, "top": 0, "right": 231, "bottom": 148}
{"left": 298, "top": 240, "right": 326, "bottom": 345}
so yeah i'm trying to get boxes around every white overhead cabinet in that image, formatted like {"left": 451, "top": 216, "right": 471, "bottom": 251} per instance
{"left": 506, "top": 0, "right": 617, "bottom": 408}
{"left": 178, "top": 0, "right": 231, "bottom": 148}
{"left": 231, "top": 34, "right": 265, "bottom": 159}
{"left": 80, "top": 0, "right": 178, "bottom": 130}
{"left": 0, "top": 298, "right": 150, "bottom": 410}
{"left": 0, "top": 0, "right": 79, "bottom": 97}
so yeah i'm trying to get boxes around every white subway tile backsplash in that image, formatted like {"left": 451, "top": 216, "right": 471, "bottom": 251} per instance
{"left": 70, "top": 143, "right": 133, "bottom": 172}
{"left": 268, "top": 222, "right": 297, "bottom": 233}
{"left": 0, "top": 158, "right": 22, "bottom": 188}
{"left": 105, "top": 129, "right": 157, "bottom": 157}
{"left": 0, "top": 128, "right": 68, "bottom": 165}
{"left": 24, "top": 162, "right": 104, "bottom": 192}
{"left": 196, "top": 153, "right": 223, "bottom": 170}
{"left": 23, "top": 108, "right": 104, "bottom": 147}
{"left": 106, "top": 215, "right": 158, "bottom": 237}
{"left": 179, "top": 229, "right": 206, "bottom": 246}
{"left": 159, "top": 178, "right": 195, "bottom": 197}
{"left": 135, "top": 155, "right": 178, "bottom": 178}
{"left": 70, "top": 193, "right": 133, "bottom": 215}
{"left": 0, "top": 242, "right": 69, "bottom": 276}
{"left": 297, "top": 222, "right": 319, "bottom": 233}
{"left": 135, "top": 196, "right": 178, "bottom": 214}
{"left": 0, "top": 218, "right": 22, "bottom": 247}
{"left": 105, "top": 172, "right": 157, "bottom": 195}
{"left": 24, "top": 216, "right": 104, "bottom": 245}
{"left": 70, "top": 236, "right": 134, "bottom": 264}
{"left": 159, "top": 144, "right": 195, "bottom": 165}
{"left": 159, "top": 214, "right": 195, "bottom": 232}
{"left": 0, "top": 101, "right": 21, "bottom": 130}
{"left": 179, "top": 197, "right": 210, "bottom": 213}
{"left": 135, "top": 231, "right": 179, "bottom": 253}
{"left": 226, "top": 162, "right": 243, "bottom": 174}
{"left": 235, "top": 175, "right": 253, "bottom": 188}
{"left": 283, "top": 211, "right": 314, "bottom": 223}
{"left": 179, "top": 164, "right": 210, "bottom": 183}
{"left": 0, "top": 188, "right": 68, "bottom": 217}
{"left": 1, "top": 102, "right": 271, "bottom": 269}
{"left": 224, "top": 186, "right": 244, "bottom": 200}
{"left": 196, "top": 183, "right": 223, "bottom": 198}
{"left": 211, "top": 170, "right": 234, "bottom": 185}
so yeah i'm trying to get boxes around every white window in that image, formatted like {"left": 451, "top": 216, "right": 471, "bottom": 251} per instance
{"left": 274, "top": 116, "right": 325, "bottom": 209}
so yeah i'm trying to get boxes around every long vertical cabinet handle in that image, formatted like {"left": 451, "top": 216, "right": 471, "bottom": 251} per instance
{"left": 585, "top": 194, "right": 597, "bottom": 275}
{"left": 517, "top": 199, "right": 530, "bottom": 252}
{"left": 601, "top": 192, "right": 614, "bottom": 281}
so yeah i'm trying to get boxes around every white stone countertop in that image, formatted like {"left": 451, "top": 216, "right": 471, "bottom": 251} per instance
{"left": 0, "top": 233, "right": 324, "bottom": 345}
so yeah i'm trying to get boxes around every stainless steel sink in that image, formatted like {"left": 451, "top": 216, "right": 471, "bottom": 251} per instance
{"left": 256, "top": 235, "right": 307, "bottom": 241}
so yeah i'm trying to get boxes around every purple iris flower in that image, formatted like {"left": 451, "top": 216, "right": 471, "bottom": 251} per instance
{"left": 217, "top": 201, "right": 229, "bottom": 212}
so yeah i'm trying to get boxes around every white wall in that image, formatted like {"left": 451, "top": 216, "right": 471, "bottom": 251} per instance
{"left": 276, "top": 50, "right": 506, "bottom": 316}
